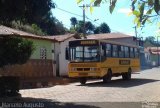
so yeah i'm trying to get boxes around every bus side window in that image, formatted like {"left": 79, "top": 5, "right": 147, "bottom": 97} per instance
{"left": 65, "top": 47, "right": 69, "bottom": 60}
{"left": 112, "top": 45, "right": 118, "bottom": 57}
{"left": 102, "top": 44, "right": 106, "bottom": 56}
{"left": 119, "top": 46, "right": 124, "bottom": 58}
{"left": 124, "top": 46, "right": 129, "bottom": 58}
{"left": 106, "top": 44, "right": 112, "bottom": 57}
{"left": 130, "top": 47, "right": 134, "bottom": 58}
{"left": 134, "top": 48, "right": 139, "bottom": 58}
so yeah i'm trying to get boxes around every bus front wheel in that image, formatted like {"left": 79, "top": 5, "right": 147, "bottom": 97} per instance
{"left": 80, "top": 78, "right": 87, "bottom": 85}
{"left": 103, "top": 70, "right": 112, "bottom": 83}
{"left": 122, "top": 68, "right": 132, "bottom": 80}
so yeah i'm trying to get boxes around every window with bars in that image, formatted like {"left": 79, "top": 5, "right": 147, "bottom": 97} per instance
{"left": 40, "top": 47, "right": 47, "bottom": 59}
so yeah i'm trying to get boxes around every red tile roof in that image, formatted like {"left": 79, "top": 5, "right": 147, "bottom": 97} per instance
{"left": 151, "top": 52, "right": 160, "bottom": 55}
{"left": 0, "top": 25, "right": 79, "bottom": 42}
{"left": 87, "top": 33, "right": 133, "bottom": 39}
{"left": 0, "top": 25, "right": 57, "bottom": 41}
{"left": 146, "top": 47, "right": 160, "bottom": 55}
{"left": 0, "top": 25, "right": 37, "bottom": 36}
{"left": 45, "top": 34, "right": 77, "bottom": 42}
{"left": 147, "top": 47, "right": 160, "bottom": 51}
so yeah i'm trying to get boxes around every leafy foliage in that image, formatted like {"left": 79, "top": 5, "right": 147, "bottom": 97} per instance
{"left": 145, "top": 36, "right": 160, "bottom": 46}
{"left": 0, "top": 0, "right": 66, "bottom": 35}
{"left": 85, "top": 21, "right": 95, "bottom": 34}
{"left": 11, "top": 21, "right": 46, "bottom": 35}
{"left": 70, "top": 17, "right": 111, "bottom": 35}
{"left": 70, "top": 17, "right": 78, "bottom": 30}
{"left": 0, "top": 37, "right": 34, "bottom": 67}
{"left": 131, "top": 0, "right": 160, "bottom": 27}
{"left": 94, "top": 27, "right": 100, "bottom": 34}
{"left": 77, "top": 0, "right": 160, "bottom": 27}
{"left": 99, "top": 23, "right": 111, "bottom": 33}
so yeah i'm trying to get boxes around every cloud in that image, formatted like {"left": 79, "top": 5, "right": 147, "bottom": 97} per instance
{"left": 117, "top": 8, "right": 132, "bottom": 14}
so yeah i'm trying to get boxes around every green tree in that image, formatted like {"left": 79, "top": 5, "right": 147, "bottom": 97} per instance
{"left": 0, "top": 36, "right": 34, "bottom": 67}
{"left": 0, "top": 36, "right": 34, "bottom": 96}
{"left": 75, "top": 20, "right": 95, "bottom": 34}
{"left": 94, "top": 27, "right": 100, "bottom": 34}
{"left": 99, "top": 22, "right": 111, "bottom": 33}
{"left": 145, "top": 36, "right": 160, "bottom": 46}
{"left": 75, "top": 20, "right": 84, "bottom": 33}
{"left": 85, "top": 21, "right": 95, "bottom": 34}
{"left": 0, "top": 0, "right": 66, "bottom": 35}
{"left": 145, "top": 36, "right": 155, "bottom": 42}
{"left": 70, "top": 17, "right": 78, "bottom": 30}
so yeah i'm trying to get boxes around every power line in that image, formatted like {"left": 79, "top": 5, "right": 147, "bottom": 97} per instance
{"left": 56, "top": 6, "right": 100, "bottom": 25}
{"left": 56, "top": 7, "right": 83, "bottom": 18}
{"left": 55, "top": 6, "right": 120, "bottom": 33}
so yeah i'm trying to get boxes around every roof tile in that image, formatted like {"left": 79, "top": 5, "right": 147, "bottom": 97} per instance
{"left": 87, "top": 33, "right": 133, "bottom": 39}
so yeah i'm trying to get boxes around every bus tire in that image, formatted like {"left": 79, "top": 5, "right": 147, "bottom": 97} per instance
{"left": 103, "top": 69, "right": 112, "bottom": 83}
{"left": 80, "top": 78, "right": 87, "bottom": 85}
{"left": 122, "top": 68, "right": 132, "bottom": 80}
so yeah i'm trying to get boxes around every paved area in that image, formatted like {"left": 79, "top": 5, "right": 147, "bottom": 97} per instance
{"left": 1, "top": 67, "right": 160, "bottom": 108}
{"left": 19, "top": 67, "right": 160, "bottom": 102}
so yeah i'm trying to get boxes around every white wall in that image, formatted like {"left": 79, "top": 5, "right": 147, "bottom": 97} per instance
{"left": 59, "top": 37, "right": 75, "bottom": 76}
{"left": 54, "top": 42, "right": 60, "bottom": 76}
{"left": 54, "top": 37, "right": 75, "bottom": 76}
{"left": 51, "top": 42, "right": 56, "bottom": 76}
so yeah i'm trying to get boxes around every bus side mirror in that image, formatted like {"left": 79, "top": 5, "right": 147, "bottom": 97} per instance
{"left": 65, "top": 47, "right": 69, "bottom": 60}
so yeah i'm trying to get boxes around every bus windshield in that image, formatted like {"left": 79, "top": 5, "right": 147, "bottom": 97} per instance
{"left": 70, "top": 46, "right": 100, "bottom": 62}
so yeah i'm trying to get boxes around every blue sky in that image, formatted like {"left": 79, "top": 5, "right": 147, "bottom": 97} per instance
{"left": 52, "top": 0, "right": 158, "bottom": 39}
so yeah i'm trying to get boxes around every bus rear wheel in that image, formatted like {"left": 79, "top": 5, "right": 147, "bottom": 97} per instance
{"left": 122, "top": 68, "right": 132, "bottom": 80}
{"left": 80, "top": 78, "right": 87, "bottom": 85}
{"left": 103, "top": 70, "right": 112, "bottom": 83}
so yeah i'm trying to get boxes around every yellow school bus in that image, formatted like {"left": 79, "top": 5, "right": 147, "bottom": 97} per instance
{"left": 66, "top": 39, "right": 140, "bottom": 84}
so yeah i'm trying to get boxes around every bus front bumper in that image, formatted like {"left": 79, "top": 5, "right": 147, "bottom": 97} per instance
{"left": 68, "top": 71, "right": 105, "bottom": 78}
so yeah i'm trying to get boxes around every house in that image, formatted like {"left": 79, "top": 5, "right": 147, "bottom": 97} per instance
{"left": 143, "top": 48, "right": 152, "bottom": 68}
{"left": 0, "top": 25, "right": 57, "bottom": 88}
{"left": 0, "top": 25, "right": 80, "bottom": 80}
{"left": 87, "top": 33, "right": 146, "bottom": 69}
{"left": 87, "top": 33, "right": 139, "bottom": 45}
{"left": 146, "top": 47, "right": 160, "bottom": 67}
{"left": 144, "top": 40, "right": 160, "bottom": 67}
{"left": 45, "top": 33, "right": 80, "bottom": 77}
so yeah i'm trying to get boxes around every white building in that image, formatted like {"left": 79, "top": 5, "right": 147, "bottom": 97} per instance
{"left": 46, "top": 34, "right": 80, "bottom": 77}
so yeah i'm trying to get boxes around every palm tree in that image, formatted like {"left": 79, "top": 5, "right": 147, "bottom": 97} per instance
{"left": 70, "top": 17, "right": 78, "bottom": 30}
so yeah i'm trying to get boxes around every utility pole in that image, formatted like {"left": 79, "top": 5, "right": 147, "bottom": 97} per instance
{"left": 79, "top": 4, "right": 88, "bottom": 39}
{"left": 79, "top": 4, "right": 99, "bottom": 39}
{"left": 83, "top": 4, "right": 86, "bottom": 38}
{"left": 133, "top": 26, "right": 138, "bottom": 45}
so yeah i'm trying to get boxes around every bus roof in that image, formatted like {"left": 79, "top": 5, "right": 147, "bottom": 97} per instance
{"left": 69, "top": 39, "right": 138, "bottom": 48}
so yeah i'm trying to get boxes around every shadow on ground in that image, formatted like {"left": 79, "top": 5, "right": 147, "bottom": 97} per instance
{"left": 0, "top": 97, "right": 100, "bottom": 108}
{"left": 78, "top": 78, "right": 159, "bottom": 88}
{"left": 0, "top": 97, "right": 148, "bottom": 108}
